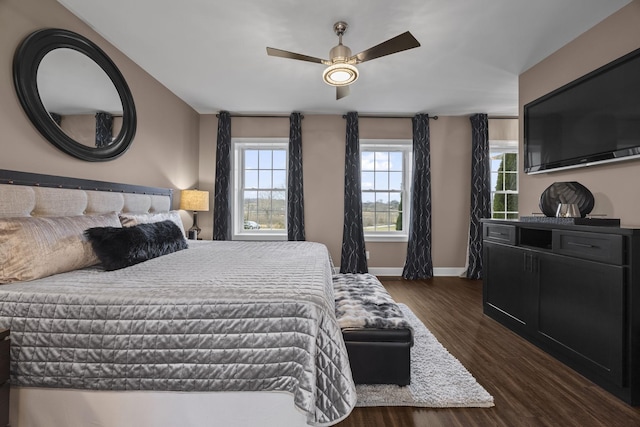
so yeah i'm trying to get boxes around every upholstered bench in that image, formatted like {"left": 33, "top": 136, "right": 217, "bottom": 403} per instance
{"left": 333, "top": 273, "right": 413, "bottom": 385}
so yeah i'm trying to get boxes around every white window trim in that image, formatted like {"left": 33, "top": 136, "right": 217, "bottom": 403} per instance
{"left": 360, "top": 139, "right": 412, "bottom": 243}
{"left": 232, "top": 138, "right": 288, "bottom": 241}
{"left": 490, "top": 140, "right": 519, "bottom": 219}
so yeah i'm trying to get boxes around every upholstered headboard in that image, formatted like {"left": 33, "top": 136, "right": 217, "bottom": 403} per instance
{"left": 0, "top": 169, "right": 173, "bottom": 218}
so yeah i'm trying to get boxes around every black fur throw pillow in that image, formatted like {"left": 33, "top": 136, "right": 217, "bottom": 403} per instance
{"left": 84, "top": 220, "right": 188, "bottom": 271}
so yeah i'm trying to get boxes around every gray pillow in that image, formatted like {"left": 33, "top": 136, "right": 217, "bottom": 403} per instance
{"left": 0, "top": 212, "right": 121, "bottom": 283}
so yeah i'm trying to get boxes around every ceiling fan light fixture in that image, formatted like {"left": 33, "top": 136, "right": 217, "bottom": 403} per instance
{"left": 322, "top": 63, "right": 358, "bottom": 86}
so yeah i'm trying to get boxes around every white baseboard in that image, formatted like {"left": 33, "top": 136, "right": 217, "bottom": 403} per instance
{"left": 333, "top": 267, "right": 467, "bottom": 277}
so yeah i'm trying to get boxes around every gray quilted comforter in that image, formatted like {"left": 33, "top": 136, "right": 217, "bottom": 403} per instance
{"left": 0, "top": 241, "right": 356, "bottom": 426}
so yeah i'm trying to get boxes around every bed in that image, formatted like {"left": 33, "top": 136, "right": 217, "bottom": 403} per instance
{"left": 0, "top": 169, "right": 356, "bottom": 427}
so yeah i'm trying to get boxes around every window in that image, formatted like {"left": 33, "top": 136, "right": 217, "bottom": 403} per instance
{"left": 361, "top": 140, "right": 412, "bottom": 242}
{"left": 490, "top": 141, "right": 518, "bottom": 219}
{"left": 233, "top": 139, "right": 288, "bottom": 239}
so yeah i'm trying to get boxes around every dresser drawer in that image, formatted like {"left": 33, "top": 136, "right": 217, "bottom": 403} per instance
{"left": 553, "top": 230, "right": 624, "bottom": 265}
{"left": 483, "top": 223, "right": 516, "bottom": 245}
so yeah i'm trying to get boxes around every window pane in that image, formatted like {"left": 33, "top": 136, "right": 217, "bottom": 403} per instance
{"left": 362, "top": 192, "right": 375, "bottom": 212}
{"left": 271, "top": 210, "right": 286, "bottom": 229}
{"left": 496, "top": 172, "right": 505, "bottom": 191}
{"left": 376, "top": 211, "right": 390, "bottom": 231}
{"left": 490, "top": 144, "right": 518, "bottom": 219}
{"left": 259, "top": 170, "right": 272, "bottom": 188}
{"left": 375, "top": 171, "right": 389, "bottom": 190}
{"left": 390, "top": 191, "right": 401, "bottom": 230}
{"left": 273, "top": 170, "right": 286, "bottom": 189}
{"left": 389, "top": 152, "right": 402, "bottom": 171}
{"left": 245, "top": 150, "right": 258, "bottom": 169}
{"left": 504, "top": 153, "right": 518, "bottom": 171}
{"left": 493, "top": 193, "right": 505, "bottom": 213}
{"left": 375, "top": 152, "right": 389, "bottom": 170}
{"left": 245, "top": 170, "right": 258, "bottom": 188}
{"left": 361, "top": 146, "right": 410, "bottom": 235}
{"left": 389, "top": 172, "right": 402, "bottom": 191}
{"left": 507, "top": 193, "right": 519, "bottom": 211}
{"left": 390, "top": 192, "right": 401, "bottom": 209}
{"left": 237, "top": 144, "right": 289, "bottom": 235}
{"left": 390, "top": 210, "right": 401, "bottom": 231}
{"left": 273, "top": 150, "right": 286, "bottom": 169}
{"left": 491, "top": 172, "right": 498, "bottom": 191}
{"left": 259, "top": 150, "right": 272, "bottom": 169}
{"left": 361, "top": 171, "right": 375, "bottom": 190}
{"left": 361, "top": 152, "right": 375, "bottom": 170}
{"left": 375, "top": 191, "right": 389, "bottom": 206}
{"left": 505, "top": 172, "right": 518, "bottom": 191}
{"left": 362, "top": 192, "right": 376, "bottom": 204}
{"left": 491, "top": 154, "right": 503, "bottom": 173}
{"left": 243, "top": 191, "right": 258, "bottom": 222}
{"left": 363, "top": 213, "right": 374, "bottom": 229}
{"left": 257, "top": 192, "right": 271, "bottom": 210}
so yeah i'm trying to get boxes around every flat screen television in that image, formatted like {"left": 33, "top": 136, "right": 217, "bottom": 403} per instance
{"left": 524, "top": 46, "right": 640, "bottom": 174}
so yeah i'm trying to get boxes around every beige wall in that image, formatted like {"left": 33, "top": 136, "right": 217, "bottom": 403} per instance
{"left": 0, "top": 0, "right": 200, "bottom": 210}
{"left": 198, "top": 114, "right": 473, "bottom": 270}
{"left": 519, "top": 1, "right": 640, "bottom": 227}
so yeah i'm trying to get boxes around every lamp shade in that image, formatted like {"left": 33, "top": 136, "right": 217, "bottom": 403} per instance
{"left": 179, "top": 189, "right": 210, "bottom": 212}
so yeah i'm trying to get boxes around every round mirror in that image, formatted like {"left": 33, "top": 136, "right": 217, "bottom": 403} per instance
{"left": 38, "top": 48, "right": 124, "bottom": 148}
{"left": 13, "top": 29, "right": 136, "bottom": 161}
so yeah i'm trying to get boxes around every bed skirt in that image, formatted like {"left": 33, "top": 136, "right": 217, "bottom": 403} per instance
{"left": 10, "top": 387, "right": 318, "bottom": 427}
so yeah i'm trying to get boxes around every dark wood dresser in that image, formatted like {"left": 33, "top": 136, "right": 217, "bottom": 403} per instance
{"left": 0, "top": 329, "right": 9, "bottom": 426}
{"left": 482, "top": 220, "right": 640, "bottom": 405}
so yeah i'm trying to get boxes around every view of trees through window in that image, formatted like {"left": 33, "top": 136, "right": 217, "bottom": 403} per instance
{"left": 361, "top": 150, "right": 404, "bottom": 232}
{"left": 242, "top": 149, "right": 287, "bottom": 230}
{"left": 491, "top": 151, "right": 518, "bottom": 219}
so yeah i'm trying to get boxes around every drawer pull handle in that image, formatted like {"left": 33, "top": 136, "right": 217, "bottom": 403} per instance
{"left": 492, "top": 232, "right": 507, "bottom": 236}
{"left": 567, "top": 241, "right": 596, "bottom": 249}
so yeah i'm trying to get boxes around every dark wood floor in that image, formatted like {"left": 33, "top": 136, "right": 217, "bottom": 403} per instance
{"left": 336, "top": 277, "right": 640, "bottom": 427}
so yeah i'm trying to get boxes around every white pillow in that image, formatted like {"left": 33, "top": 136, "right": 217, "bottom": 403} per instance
{"left": 119, "top": 211, "right": 186, "bottom": 237}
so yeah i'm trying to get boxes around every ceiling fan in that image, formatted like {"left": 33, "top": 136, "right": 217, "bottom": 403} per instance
{"left": 266, "top": 21, "right": 420, "bottom": 100}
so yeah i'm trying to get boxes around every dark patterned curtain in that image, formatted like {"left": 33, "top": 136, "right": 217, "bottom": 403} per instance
{"left": 287, "top": 112, "right": 305, "bottom": 241}
{"left": 402, "top": 113, "right": 433, "bottom": 279}
{"left": 213, "top": 111, "right": 232, "bottom": 240}
{"left": 340, "top": 112, "right": 368, "bottom": 274}
{"left": 464, "top": 113, "right": 491, "bottom": 279}
{"left": 95, "top": 112, "right": 113, "bottom": 148}
{"left": 50, "top": 113, "right": 62, "bottom": 126}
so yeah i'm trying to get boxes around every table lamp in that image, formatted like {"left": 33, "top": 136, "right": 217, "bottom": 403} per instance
{"left": 179, "top": 189, "right": 210, "bottom": 239}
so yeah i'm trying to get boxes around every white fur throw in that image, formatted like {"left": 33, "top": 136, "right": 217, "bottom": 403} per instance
{"left": 333, "top": 273, "right": 412, "bottom": 331}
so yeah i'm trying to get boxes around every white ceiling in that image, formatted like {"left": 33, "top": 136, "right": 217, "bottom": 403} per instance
{"left": 57, "top": 0, "right": 631, "bottom": 116}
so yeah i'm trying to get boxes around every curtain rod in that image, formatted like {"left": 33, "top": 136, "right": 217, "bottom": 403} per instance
{"left": 215, "top": 113, "right": 304, "bottom": 119}
{"left": 213, "top": 113, "right": 516, "bottom": 120}
{"left": 343, "top": 115, "right": 518, "bottom": 120}
{"left": 342, "top": 114, "right": 439, "bottom": 120}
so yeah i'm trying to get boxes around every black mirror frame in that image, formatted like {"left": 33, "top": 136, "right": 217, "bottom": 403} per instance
{"left": 13, "top": 28, "right": 137, "bottom": 162}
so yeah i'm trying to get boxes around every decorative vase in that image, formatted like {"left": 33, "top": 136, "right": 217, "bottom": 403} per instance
{"left": 539, "top": 182, "right": 594, "bottom": 218}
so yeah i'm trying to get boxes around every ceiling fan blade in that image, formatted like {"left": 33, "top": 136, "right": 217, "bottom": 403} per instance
{"left": 353, "top": 31, "right": 420, "bottom": 63}
{"left": 266, "top": 47, "right": 324, "bottom": 64}
{"left": 336, "top": 85, "right": 350, "bottom": 100}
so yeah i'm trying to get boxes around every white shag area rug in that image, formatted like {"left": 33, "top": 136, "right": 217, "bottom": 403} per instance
{"left": 355, "top": 304, "right": 495, "bottom": 408}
